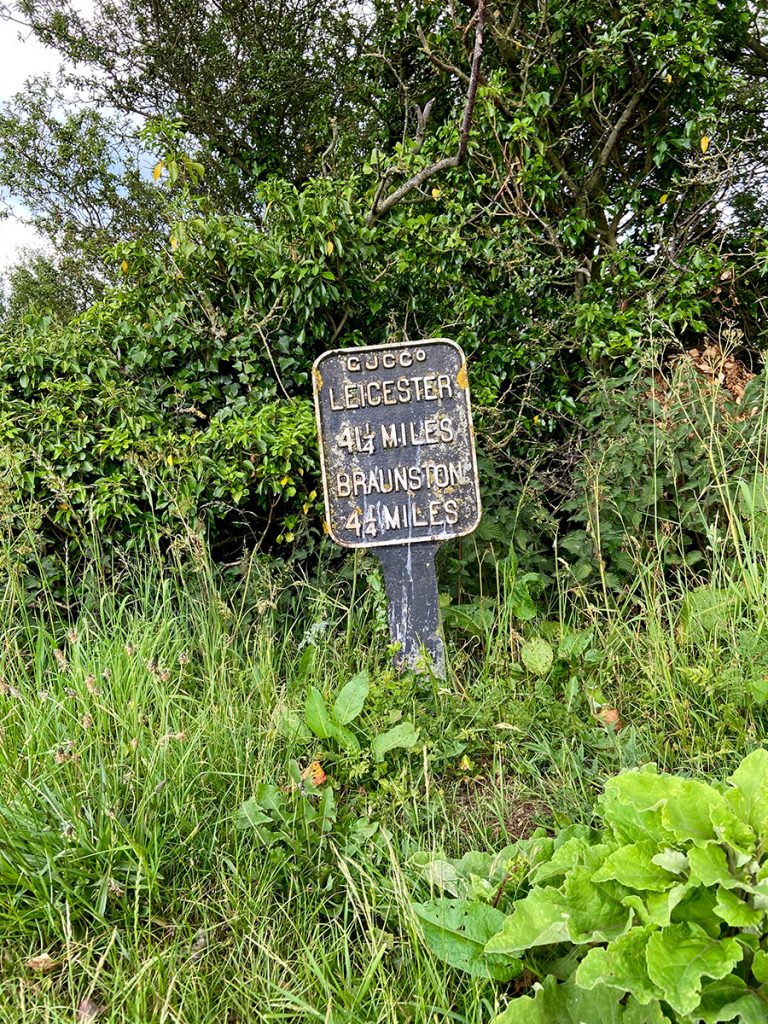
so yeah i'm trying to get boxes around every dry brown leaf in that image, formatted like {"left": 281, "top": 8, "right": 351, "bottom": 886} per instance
{"left": 26, "top": 952, "right": 59, "bottom": 972}
{"left": 77, "top": 996, "right": 106, "bottom": 1022}
{"left": 597, "top": 707, "right": 623, "bottom": 731}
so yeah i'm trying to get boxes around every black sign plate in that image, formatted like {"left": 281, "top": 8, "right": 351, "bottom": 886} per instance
{"left": 313, "top": 339, "right": 481, "bottom": 548}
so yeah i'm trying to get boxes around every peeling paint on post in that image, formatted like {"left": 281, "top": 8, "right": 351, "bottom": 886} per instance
{"left": 313, "top": 339, "right": 481, "bottom": 676}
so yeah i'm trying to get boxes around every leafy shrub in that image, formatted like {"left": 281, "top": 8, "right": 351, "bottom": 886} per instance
{"left": 412, "top": 749, "right": 768, "bottom": 1022}
{"left": 278, "top": 670, "right": 421, "bottom": 783}
{"left": 561, "top": 357, "right": 768, "bottom": 591}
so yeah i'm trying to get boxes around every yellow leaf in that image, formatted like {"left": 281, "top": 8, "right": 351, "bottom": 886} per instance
{"left": 153, "top": 160, "right": 165, "bottom": 182}
{"left": 280, "top": 475, "right": 290, "bottom": 486}
{"left": 170, "top": 235, "right": 178, "bottom": 252}
{"left": 700, "top": 135, "right": 710, "bottom": 154}
{"left": 660, "top": 193, "right": 669, "bottom": 204}
{"left": 167, "top": 455, "right": 174, "bottom": 467}
{"left": 665, "top": 73, "right": 672, "bottom": 84}
{"left": 121, "top": 260, "right": 128, "bottom": 273}
{"left": 431, "top": 187, "right": 442, "bottom": 199}
{"left": 326, "top": 240, "right": 334, "bottom": 255}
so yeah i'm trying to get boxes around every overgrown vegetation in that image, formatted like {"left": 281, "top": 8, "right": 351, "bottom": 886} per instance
{"left": 3, "top": 0, "right": 768, "bottom": 572}
{"left": 2, "top": 0, "right": 768, "bottom": 1018}
{"left": 3, "top": 457, "right": 768, "bottom": 1019}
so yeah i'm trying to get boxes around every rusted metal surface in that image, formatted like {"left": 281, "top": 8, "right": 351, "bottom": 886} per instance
{"left": 313, "top": 339, "right": 482, "bottom": 677}
{"left": 313, "top": 339, "right": 481, "bottom": 548}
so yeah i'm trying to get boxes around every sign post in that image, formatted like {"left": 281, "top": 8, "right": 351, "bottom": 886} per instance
{"left": 313, "top": 339, "right": 481, "bottom": 677}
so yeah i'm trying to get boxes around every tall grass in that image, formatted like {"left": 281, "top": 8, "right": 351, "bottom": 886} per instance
{"left": 2, "top": 366, "right": 768, "bottom": 1020}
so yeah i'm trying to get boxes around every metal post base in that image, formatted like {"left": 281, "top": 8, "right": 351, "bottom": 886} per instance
{"left": 373, "top": 541, "right": 445, "bottom": 678}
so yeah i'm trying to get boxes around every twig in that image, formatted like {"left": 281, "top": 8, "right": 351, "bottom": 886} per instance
{"left": 367, "top": 0, "right": 487, "bottom": 227}
{"left": 417, "top": 24, "right": 471, "bottom": 85}
{"left": 329, "top": 308, "right": 349, "bottom": 345}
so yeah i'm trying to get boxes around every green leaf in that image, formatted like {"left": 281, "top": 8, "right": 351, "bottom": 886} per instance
{"left": 752, "top": 950, "right": 768, "bottom": 984}
{"left": 651, "top": 849, "right": 688, "bottom": 875}
{"left": 688, "top": 844, "right": 739, "bottom": 888}
{"left": 332, "top": 722, "right": 360, "bottom": 754}
{"left": 418, "top": 858, "right": 462, "bottom": 897}
{"left": 695, "top": 978, "right": 768, "bottom": 1024}
{"left": 600, "top": 767, "right": 676, "bottom": 845}
{"left": 531, "top": 835, "right": 592, "bottom": 883}
{"left": 491, "top": 974, "right": 668, "bottom": 1024}
{"left": 713, "top": 889, "right": 764, "bottom": 928}
{"left": 709, "top": 801, "right": 755, "bottom": 858}
{"left": 333, "top": 670, "right": 369, "bottom": 725}
{"left": 305, "top": 685, "right": 336, "bottom": 739}
{"left": 371, "top": 721, "right": 419, "bottom": 761}
{"left": 679, "top": 586, "right": 741, "bottom": 639}
{"left": 305, "top": 686, "right": 359, "bottom": 751}
{"left": 316, "top": 786, "right": 336, "bottom": 834}
{"left": 412, "top": 898, "right": 520, "bottom": 980}
{"left": 509, "top": 580, "right": 538, "bottom": 621}
{"left": 592, "top": 842, "right": 678, "bottom": 892}
{"left": 661, "top": 779, "right": 727, "bottom": 845}
{"left": 520, "top": 637, "right": 554, "bottom": 675}
{"left": 557, "top": 628, "right": 594, "bottom": 660}
{"left": 485, "top": 887, "right": 570, "bottom": 955}
{"left": 726, "top": 749, "right": 768, "bottom": 841}
{"left": 564, "top": 854, "right": 634, "bottom": 943}
{"left": 250, "top": 783, "right": 286, "bottom": 815}
{"left": 276, "top": 709, "right": 312, "bottom": 743}
{"left": 575, "top": 926, "right": 661, "bottom": 1004}
{"left": 443, "top": 602, "right": 495, "bottom": 638}
{"left": 671, "top": 887, "right": 720, "bottom": 938}
{"left": 235, "top": 796, "right": 271, "bottom": 831}
{"left": 645, "top": 923, "right": 743, "bottom": 1015}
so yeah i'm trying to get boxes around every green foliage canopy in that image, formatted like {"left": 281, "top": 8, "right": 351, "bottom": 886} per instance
{"left": 2, "top": 0, "right": 768, "bottom": 571}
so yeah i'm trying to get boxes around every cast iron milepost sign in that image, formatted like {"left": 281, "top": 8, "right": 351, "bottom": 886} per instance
{"left": 312, "top": 338, "right": 481, "bottom": 676}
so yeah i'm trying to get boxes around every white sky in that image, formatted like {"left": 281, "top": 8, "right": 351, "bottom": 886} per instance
{"left": 0, "top": 12, "right": 67, "bottom": 271}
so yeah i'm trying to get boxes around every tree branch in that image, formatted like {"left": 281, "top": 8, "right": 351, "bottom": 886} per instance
{"left": 584, "top": 87, "right": 647, "bottom": 195}
{"left": 367, "top": 0, "right": 486, "bottom": 227}
{"left": 417, "top": 23, "right": 470, "bottom": 85}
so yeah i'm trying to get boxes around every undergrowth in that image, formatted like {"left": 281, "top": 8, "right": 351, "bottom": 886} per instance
{"left": 3, "top": 368, "right": 768, "bottom": 1020}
